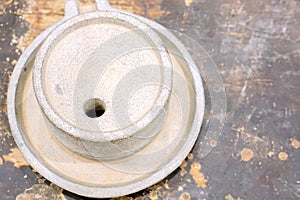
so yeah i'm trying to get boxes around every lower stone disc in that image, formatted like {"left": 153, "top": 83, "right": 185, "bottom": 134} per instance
{"left": 7, "top": 11, "right": 205, "bottom": 198}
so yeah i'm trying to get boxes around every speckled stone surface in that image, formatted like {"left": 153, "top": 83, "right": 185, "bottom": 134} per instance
{"left": 0, "top": 0, "right": 299, "bottom": 199}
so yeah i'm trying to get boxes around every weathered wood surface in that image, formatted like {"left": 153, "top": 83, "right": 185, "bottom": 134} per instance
{"left": 0, "top": 0, "right": 299, "bottom": 199}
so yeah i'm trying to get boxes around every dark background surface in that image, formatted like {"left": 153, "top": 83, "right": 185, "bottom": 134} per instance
{"left": 0, "top": 0, "right": 299, "bottom": 199}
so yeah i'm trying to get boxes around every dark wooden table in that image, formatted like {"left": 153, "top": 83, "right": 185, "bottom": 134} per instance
{"left": 0, "top": 0, "right": 299, "bottom": 199}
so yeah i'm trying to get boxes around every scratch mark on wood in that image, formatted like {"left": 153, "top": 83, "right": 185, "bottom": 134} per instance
{"left": 16, "top": 184, "right": 66, "bottom": 200}
{"left": 3, "top": 148, "right": 29, "bottom": 168}
{"left": 278, "top": 152, "right": 288, "bottom": 161}
{"left": 240, "top": 148, "right": 254, "bottom": 162}
{"left": 189, "top": 162, "right": 207, "bottom": 188}
{"left": 291, "top": 137, "right": 300, "bottom": 149}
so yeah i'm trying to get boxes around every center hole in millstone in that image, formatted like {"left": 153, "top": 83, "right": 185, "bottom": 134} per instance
{"left": 84, "top": 98, "right": 106, "bottom": 118}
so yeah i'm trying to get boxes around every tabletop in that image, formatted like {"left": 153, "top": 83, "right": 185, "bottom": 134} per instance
{"left": 0, "top": 0, "right": 299, "bottom": 199}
